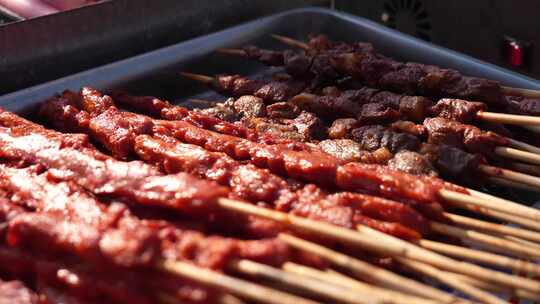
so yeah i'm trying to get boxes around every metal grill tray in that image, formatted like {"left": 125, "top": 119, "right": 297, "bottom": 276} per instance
{"left": 1, "top": 6, "right": 539, "bottom": 206}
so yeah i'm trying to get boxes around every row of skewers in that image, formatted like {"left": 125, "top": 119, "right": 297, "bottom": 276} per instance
{"left": 2, "top": 34, "right": 540, "bottom": 304}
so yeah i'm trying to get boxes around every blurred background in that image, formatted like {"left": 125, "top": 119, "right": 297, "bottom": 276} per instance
{"left": 0, "top": 0, "right": 537, "bottom": 95}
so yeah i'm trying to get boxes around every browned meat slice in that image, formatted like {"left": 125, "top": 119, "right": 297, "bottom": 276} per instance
{"left": 242, "top": 45, "right": 285, "bottom": 66}
{"left": 266, "top": 102, "right": 301, "bottom": 119}
{"left": 328, "top": 118, "right": 358, "bottom": 139}
{"left": 419, "top": 69, "right": 502, "bottom": 105}
{"left": 421, "top": 144, "right": 483, "bottom": 179}
{"left": 389, "top": 121, "right": 426, "bottom": 137}
{"left": 430, "top": 98, "right": 486, "bottom": 123}
{"left": 399, "top": 96, "right": 433, "bottom": 122}
{"left": 319, "top": 139, "right": 392, "bottom": 164}
{"left": 357, "top": 102, "right": 401, "bottom": 124}
{"left": 197, "top": 99, "right": 239, "bottom": 122}
{"left": 423, "top": 117, "right": 508, "bottom": 154}
{"left": 388, "top": 150, "right": 438, "bottom": 177}
{"left": 351, "top": 125, "right": 421, "bottom": 153}
{"left": 233, "top": 95, "right": 266, "bottom": 118}
{"left": 378, "top": 62, "right": 426, "bottom": 94}
{"left": 504, "top": 95, "right": 540, "bottom": 115}
{"left": 292, "top": 111, "right": 326, "bottom": 141}
{"left": 290, "top": 93, "right": 361, "bottom": 117}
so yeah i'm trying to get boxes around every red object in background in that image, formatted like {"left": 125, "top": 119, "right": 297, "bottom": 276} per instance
{"left": 0, "top": 0, "right": 58, "bottom": 18}
{"left": 503, "top": 36, "right": 531, "bottom": 69}
{"left": 508, "top": 41, "right": 524, "bottom": 67}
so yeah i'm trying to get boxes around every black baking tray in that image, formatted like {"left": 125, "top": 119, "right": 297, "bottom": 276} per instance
{"left": 1, "top": 7, "right": 540, "bottom": 207}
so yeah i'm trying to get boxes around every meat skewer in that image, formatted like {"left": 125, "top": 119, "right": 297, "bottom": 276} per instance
{"left": 38, "top": 91, "right": 430, "bottom": 240}
{"left": 34, "top": 90, "right": 540, "bottom": 288}
{"left": 181, "top": 72, "right": 540, "bottom": 168}
{"left": 42, "top": 89, "right": 540, "bottom": 275}
{"left": 0, "top": 127, "right": 476, "bottom": 302}
{"left": 277, "top": 34, "right": 540, "bottom": 113}
{"left": 113, "top": 89, "right": 540, "bottom": 260}
{"left": 182, "top": 71, "right": 540, "bottom": 128}
{"left": 109, "top": 90, "right": 540, "bottom": 226}
{"left": 219, "top": 36, "right": 540, "bottom": 120}
{"left": 2, "top": 100, "right": 496, "bottom": 302}
{"left": 0, "top": 165, "right": 318, "bottom": 303}
{"left": 5, "top": 96, "right": 540, "bottom": 302}
{"left": 182, "top": 91, "right": 540, "bottom": 193}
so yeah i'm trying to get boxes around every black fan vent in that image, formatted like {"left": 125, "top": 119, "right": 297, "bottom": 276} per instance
{"left": 381, "top": 0, "right": 431, "bottom": 41}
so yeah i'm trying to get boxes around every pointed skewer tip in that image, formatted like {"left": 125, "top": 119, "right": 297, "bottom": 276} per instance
{"left": 180, "top": 72, "right": 214, "bottom": 84}
{"left": 271, "top": 34, "right": 310, "bottom": 50}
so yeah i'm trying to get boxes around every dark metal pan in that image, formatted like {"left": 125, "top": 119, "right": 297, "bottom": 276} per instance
{"left": 2, "top": 7, "right": 539, "bottom": 112}
{"left": 0, "top": 7, "right": 539, "bottom": 206}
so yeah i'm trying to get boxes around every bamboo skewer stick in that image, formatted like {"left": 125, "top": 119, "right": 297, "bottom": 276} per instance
{"left": 449, "top": 273, "right": 540, "bottom": 302}
{"left": 504, "top": 236, "right": 540, "bottom": 251}
{"left": 158, "top": 293, "right": 246, "bottom": 304}
{"left": 523, "top": 125, "right": 540, "bottom": 133}
{"left": 356, "top": 225, "right": 540, "bottom": 293}
{"left": 417, "top": 239, "right": 540, "bottom": 276}
{"left": 444, "top": 212, "right": 540, "bottom": 243}
{"left": 464, "top": 204, "right": 540, "bottom": 232}
{"left": 480, "top": 164, "right": 540, "bottom": 188}
{"left": 430, "top": 221, "right": 540, "bottom": 259}
{"left": 157, "top": 260, "right": 319, "bottom": 304}
{"left": 229, "top": 259, "right": 375, "bottom": 304}
{"left": 221, "top": 186, "right": 540, "bottom": 287}
{"left": 395, "top": 258, "right": 507, "bottom": 304}
{"left": 476, "top": 111, "right": 540, "bottom": 126}
{"left": 501, "top": 86, "right": 540, "bottom": 99}
{"left": 219, "top": 294, "right": 248, "bottom": 304}
{"left": 494, "top": 147, "right": 540, "bottom": 165}
{"left": 439, "top": 189, "right": 540, "bottom": 222}
{"left": 271, "top": 34, "right": 310, "bottom": 50}
{"left": 478, "top": 164, "right": 540, "bottom": 189}
{"left": 180, "top": 72, "right": 214, "bottom": 84}
{"left": 504, "top": 162, "right": 540, "bottom": 177}
{"left": 216, "top": 48, "right": 250, "bottom": 57}
{"left": 506, "top": 137, "right": 540, "bottom": 154}
{"left": 278, "top": 233, "right": 461, "bottom": 303}
{"left": 488, "top": 176, "right": 540, "bottom": 192}
{"left": 282, "top": 262, "right": 443, "bottom": 304}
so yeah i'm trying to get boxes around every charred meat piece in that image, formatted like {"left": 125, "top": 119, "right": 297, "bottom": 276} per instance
{"left": 266, "top": 102, "right": 301, "bottom": 119}
{"left": 292, "top": 111, "right": 326, "bottom": 141}
{"left": 504, "top": 95, "right": 540, "bottom": 115}
{"left": 351, "top": 125, "right": 421, "bottom": 153}
{"left": 430, "top": 98, "right": 486, "bottom": 123}
{"left": 242, "top": 45, "right": 285, "bottom": 66}
{"left": 319, "top": 139, "right": 391, "bottom": 164}
{"left": 388, "top": 150, "right": 437, "bottom": 177}
{"left": 233, "top": 95, "right": 266, "bottom": 118}
{"left": 424, "top": 117, "right": 508, "bottom": 154}
{"left": 328, "top": 118, "right": 358, "bottom": 139}
{"left": 389, "top": 121, "right": 426, "bottom": 137}
{"left": 357, "top": 102, "right": 401, "bottom": 125}
{"left": 419, "top": 69, "right": 502, "bottom": 105}
{"left": 213, "top": 74, "right": 306, "bottom": 102}
{"left": 421, "top": 144, "right": 483, "bottom": 179}
{"left": 135, "top": 135, "right": 428, "bottom": 239}
{"left": 290, "top": 93, "right": 361, "bottom": 118}
{"left": 197, "top": 98, "right": 239, "bottom": 122}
